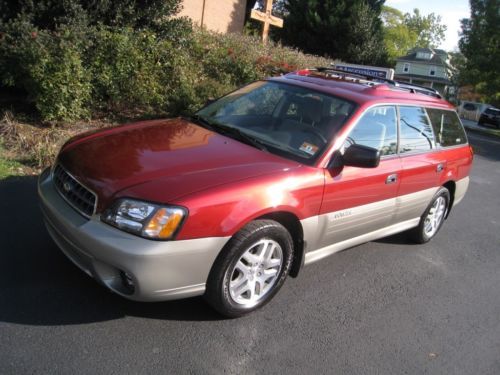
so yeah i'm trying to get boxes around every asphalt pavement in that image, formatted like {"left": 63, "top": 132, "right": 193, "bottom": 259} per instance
{"left": 0, "top": 132, "right": 499, "bottom": 374}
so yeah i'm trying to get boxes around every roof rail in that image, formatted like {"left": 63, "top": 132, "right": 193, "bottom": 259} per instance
{"left": 392, "top": 81, "right": 442, "bottom": 99}
{"left": 302, "top": 66, "right": 442, "bottom": 99}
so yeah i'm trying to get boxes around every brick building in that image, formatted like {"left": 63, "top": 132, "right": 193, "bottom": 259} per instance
{"left": 179, "top": 0, "right": 248, "bottom": 33}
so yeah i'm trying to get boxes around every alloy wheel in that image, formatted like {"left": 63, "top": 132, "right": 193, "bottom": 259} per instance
{"left": 228, "top": 238, "right": 283, "bottom": 307}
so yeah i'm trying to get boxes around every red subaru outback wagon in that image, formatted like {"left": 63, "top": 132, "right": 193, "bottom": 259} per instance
{"left": 39, "top": 69, "right": 473, "bottom": 317}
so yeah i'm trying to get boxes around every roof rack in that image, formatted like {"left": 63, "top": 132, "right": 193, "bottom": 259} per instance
{"left": 392, "top": 81, "right": 442, "bottom": 98}
{"left": 302, "top": 66, "right": 442, "bottom": 99}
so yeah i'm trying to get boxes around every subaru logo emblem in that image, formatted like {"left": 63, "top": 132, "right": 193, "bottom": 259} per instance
{"left": 63, "top": 182, "right": 72, "bottom": 192}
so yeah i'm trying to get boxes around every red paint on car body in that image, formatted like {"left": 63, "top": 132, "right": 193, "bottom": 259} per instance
{"left": 56, "top": 73, "right": 473, "bottom": 241}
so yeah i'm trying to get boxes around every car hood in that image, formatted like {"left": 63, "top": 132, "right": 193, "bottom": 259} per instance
{"left": 58, "top": 118, "right": 300, "bottom": 211}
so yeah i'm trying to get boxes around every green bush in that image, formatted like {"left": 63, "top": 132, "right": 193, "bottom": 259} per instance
{"left": 88, "top": 27, "right": 168, "bottom": 111}
{"left": 0, "top": 21, "right": 332, "bottom": 122}
{"left": 0, "top": 21, "right": 91, "bottom": 121}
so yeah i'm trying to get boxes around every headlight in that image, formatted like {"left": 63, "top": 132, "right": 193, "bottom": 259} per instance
{"left": 102, "top": 199, "right": 186, "bottom": 240}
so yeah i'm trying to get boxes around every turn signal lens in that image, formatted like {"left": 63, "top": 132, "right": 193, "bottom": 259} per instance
{"left": 144, "top": 208, "right": 184, "bottom": 239}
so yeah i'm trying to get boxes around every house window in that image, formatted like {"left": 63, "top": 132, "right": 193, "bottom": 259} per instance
{"left": 430, "top": 66, "right": 436, "bottom": 76}
{"left": 403, "top": 63, "right": 410, "bottom": 73}
{"left": 417, "top": 52, "right": 433, "bottom": 60}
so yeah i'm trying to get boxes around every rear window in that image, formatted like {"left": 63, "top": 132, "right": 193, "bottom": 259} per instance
{"left": 485, "top": 108, "right": 500, "bottom": 115}
{"left": 426, "top": 108, "right": 467, "bottom": 147}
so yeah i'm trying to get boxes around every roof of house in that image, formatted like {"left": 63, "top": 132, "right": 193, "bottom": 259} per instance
{"left": 396, "top": 48, "right": 448, "bottom": 66}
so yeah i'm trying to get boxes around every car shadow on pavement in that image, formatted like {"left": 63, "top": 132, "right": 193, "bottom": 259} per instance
{"left": 374, "top": 232, "right": 413, "bottom": 245}
{"left": 0, "top": 176, "right": 222, "bottom": 326}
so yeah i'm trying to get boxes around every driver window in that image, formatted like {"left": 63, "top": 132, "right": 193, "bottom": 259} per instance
{"left": 217, "top": 83, "right": 284, "bottom": 117}
{"left": 344, "top": 106, "right": 398, "bottom": 156}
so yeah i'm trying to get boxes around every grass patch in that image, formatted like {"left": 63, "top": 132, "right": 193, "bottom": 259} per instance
{"left": 0, "top": 144, "right": 24, "bottom": 179}
{"left": 0, "top": 111, "right": 115, "bottom": 175}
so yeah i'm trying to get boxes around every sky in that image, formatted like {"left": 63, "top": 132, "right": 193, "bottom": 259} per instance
{"left": 385, "top": 0, "right": 471, "bottom": 51}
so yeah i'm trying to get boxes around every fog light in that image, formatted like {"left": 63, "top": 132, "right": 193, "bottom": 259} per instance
{"left": 120, "top": 270, "right": 135, "bottom": 294}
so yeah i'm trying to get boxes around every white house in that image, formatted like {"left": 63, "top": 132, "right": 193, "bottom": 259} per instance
{"left": 394, "top": 48, "right": 455, "bottom": 99}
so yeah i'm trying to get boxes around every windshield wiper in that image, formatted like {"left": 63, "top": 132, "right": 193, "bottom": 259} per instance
{"left": 190, "top": 114, "right": 216, "bottom": 131}
{"left": 212, "top": 123, "right": 269, "bottom": 152}
{"left": 191, "top": 115, "right": 267, "bottom": 152}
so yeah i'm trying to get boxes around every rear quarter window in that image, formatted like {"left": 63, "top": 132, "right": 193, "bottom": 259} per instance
{"left": 426, "top": 108, "right": 467, "bottom": 147}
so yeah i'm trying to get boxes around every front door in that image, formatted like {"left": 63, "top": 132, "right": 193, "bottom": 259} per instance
{"left": 318, "top": 105, "right": 401, "bottom": 248}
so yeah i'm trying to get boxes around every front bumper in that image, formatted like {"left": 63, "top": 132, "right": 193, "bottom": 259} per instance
{"left": 38, "top": 168, "right": 230, "bottom": 302}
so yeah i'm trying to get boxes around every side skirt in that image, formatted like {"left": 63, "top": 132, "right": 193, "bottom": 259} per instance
{"left": 304, "top": 218, "right": 420, "bottom": 265}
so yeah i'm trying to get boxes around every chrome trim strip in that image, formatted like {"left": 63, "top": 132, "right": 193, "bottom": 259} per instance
{"left": 52, "top": 163, "right": 98, "bottom": 219}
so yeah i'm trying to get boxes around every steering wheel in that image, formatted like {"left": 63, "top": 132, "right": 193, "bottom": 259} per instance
{"left": 302, "top": 127, "right": 328, "bottom": 144}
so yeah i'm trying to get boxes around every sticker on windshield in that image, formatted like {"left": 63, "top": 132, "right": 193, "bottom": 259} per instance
{"left": 299, "top": 142, "right": 319, "bottom": 156}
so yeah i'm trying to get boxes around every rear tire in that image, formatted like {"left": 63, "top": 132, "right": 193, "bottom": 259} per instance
{"left": 205, "top": 220, "right": 293, "bottom": 318}
{"left": 409, "top": 187, "right": 450, "bottom": 244}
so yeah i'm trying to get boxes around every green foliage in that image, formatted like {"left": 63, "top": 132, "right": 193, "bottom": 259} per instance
{"left": 0, "top": 21, "right": 92, "bottom": 121}
{"left": 0, "top": 143, "right": 22, "bottom": 179}
{"left": 382, "top": 6, "right": 418, "bottom": 65}
{"left": 277, "top": 0, "right": 388, "bottom": 66}
{"left": 0, "top": 19, "right": 331, "bottom": 122}
{"left": 404, "top": 9, "right": 447, "bottom": 49}
{"left": 0, "top": 0, "right": 185, "bottom": 31}
{"left": 459, "top": 0, "right": 500, "bottom": 106}
{"left": 87, "top": 27, "right": 172, "bottom": 112}
{"left": 382, "top": 6, "right": 447, "bottom": 65}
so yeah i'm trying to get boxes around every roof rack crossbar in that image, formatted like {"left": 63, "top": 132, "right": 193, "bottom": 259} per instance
{"left": 307, "top": 66, "right": 442, "bottom": 99}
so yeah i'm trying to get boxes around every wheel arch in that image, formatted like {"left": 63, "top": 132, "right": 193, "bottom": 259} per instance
{"left": 254, "top": 211, "right": 305, "bottom": 278}
{"left": 442, "top": 180, "right": 456, "bottom": 218}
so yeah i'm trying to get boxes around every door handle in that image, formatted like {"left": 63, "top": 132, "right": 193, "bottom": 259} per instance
{"left": 436, "top": 163, "right": 445, "bottom": 172}
{"left": 386, "top": 174, "right": 398, "bottom": 184}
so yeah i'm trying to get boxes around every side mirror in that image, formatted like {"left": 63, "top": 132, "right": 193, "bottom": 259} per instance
{"left": 342, "top": 144, "right": 380, "bottom": 168}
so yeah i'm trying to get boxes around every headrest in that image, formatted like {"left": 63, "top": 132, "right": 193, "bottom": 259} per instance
{"left": 299, "top": 96, "right": 323, "bottom": 124}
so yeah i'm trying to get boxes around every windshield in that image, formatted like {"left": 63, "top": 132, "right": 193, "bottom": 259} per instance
{"left": 195, "top": 81, "right": 355, "bottom": 164}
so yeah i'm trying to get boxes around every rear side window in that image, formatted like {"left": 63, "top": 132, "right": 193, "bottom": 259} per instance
{"left": 399, "top": 106, "right": 435, "bottom": 153}
{"left": 426, "top": 108, "right": 467, "bottom": 147}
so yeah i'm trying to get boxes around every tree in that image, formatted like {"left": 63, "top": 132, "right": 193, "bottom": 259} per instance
{"left": 0, "top": 0, "right": 186, "bottom": 31}
{"left": 404, "top": 9, "right": 447, "bottom": 48}
{"left": 278, "top": 0, "right": 388, "bottom": 66}
{"left": 382, "top": 6, "right": 448, "bottom": 65}
{"left": 381, "top": 6, "right": 418, "bottom": 64}
{"left": 459, "top": 0, "right": 500, "bottom": 106}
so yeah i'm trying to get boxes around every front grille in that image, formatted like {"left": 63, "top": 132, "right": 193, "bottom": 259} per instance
{"left": 53, "top": 164, "right": 97, "bottom": 218}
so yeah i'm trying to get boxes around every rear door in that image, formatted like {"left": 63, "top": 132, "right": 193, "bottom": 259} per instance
{"left": 318, "top": 105, "right": 401, "bottom": 248}
{"left": 394, "top": 106, "right": 444, "bottom": 223}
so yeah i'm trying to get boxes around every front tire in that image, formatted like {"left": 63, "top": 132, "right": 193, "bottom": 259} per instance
{"left": 205, "top": 220, "right": 293, "bottom": 318}
{"left": 409, "top": 187, "right": 450, "bottom": 244}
